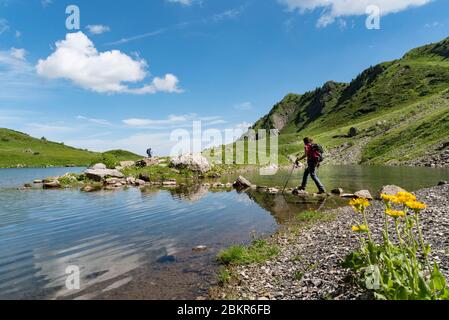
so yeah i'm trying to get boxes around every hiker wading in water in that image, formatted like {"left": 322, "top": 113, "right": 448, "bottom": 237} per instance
{"left": 295, "top": 137, "right": 326, "bottom": 194}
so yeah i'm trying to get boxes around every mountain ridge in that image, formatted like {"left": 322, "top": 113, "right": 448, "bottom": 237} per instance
{"left": 250, "top": 36, "right": 449, "bottom": 167}
{"left": 0, "top": 128, "right": 142, "bottom": 168}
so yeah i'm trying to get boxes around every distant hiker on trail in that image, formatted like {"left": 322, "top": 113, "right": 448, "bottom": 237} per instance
{"left": 146, "top": 148, "right": 153, "bottom": 159}
{"left": 295, "top": 137, "right": 326, "bottom": 194}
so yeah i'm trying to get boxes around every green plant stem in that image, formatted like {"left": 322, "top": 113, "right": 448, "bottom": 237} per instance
{"left": 362, "top": 209, "right": 373, "bottom": 243}
{"left": 414, "top": 213, "right": 432, "bottom": 273}
{"left": 394, "top": 218, "right": 407, "bottom": 254}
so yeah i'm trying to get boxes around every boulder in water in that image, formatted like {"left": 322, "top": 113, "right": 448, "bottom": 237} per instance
{"left": 331, "top": 188, "right": 344, "bottom": 195}
{"left": 43, "top": 180, "right": 61, "bottom": 189}
{"left": 233, "top": 176, "right": 252, "bottom": 189}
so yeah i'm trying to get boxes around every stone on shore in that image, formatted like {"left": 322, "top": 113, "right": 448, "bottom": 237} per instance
{"left": 163, "top": 179, "right": 177, "bottom": 186}
{"left": 84, "top": 168, "right": 124, "bottom": 182}
{"left": 138, "top": 173, "right": 151, "bottom": 182}
{"left": 192, "top": 246, "right": 208, "bottom": 252}
{"left": 43, "top": 180, "right": 61, "bottom": 189}
{"left": 120, "top": 161, "right": 135, "bottom": 168}
{"left": 268, "top": 187, "right": 280, "bottom": 194}
{"left": 170, "top": 154, "right": 212, "bottom": 174}
{"left": 354, "top": 190, "right": 373, "bottom": 200}
{"left": 438, "top": 181, "right": 448, "bottom": 186}
{"left": 91, "top": 163, "right": 107, "bottom": 170}
{"left": 33, "top": 179, "right": 43, "bottom": 184}
{"left": 135, "top": 158, "right": 159, "bottom": 168}
{"left": 81, "top": 185, "right": 101, "bottom": 193}
{"left": 105, "top": 178, "right": 123, "bottom": 185}
{"left": 331, "top": 188, "right": 344, "bottom": 195}
{"left": 233, "top": 176, "right": 253, "bottom": 189}
{"left": 376, "top": 185, "right": 406, "bottom": 200}
{"left": 293, "top": 189, "right": 309, "bottom": 196}
{"left": 135, "top": 179, "right": 147, "bottom": 186}
{"left": 126, "top": 177, "right": 136, "bottom": 185}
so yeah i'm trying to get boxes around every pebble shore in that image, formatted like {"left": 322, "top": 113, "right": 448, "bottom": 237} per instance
{"left": 213, "top": 183, "right": 449, "bottom": 300}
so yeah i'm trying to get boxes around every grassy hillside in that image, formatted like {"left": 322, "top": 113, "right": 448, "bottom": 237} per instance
{"left": 0, "top": 128, "right": 142, "bottom": 168}
{"left": 249, "top": 36, "right": 449, "bottom": 166}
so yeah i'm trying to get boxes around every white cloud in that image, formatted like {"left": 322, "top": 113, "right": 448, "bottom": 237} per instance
{"left": 234, "top": 102, "right": 253, "bottom": 111}
{"left": 0, "top": 48, "right": 33, "bottom": 75}
{"left": 127, "top": 74, "right": 183, "bottom": 94}
{"left": 122, "top": 114, "right": 227, "bottom": 129}
{"left": 36, "top": 32, "right": 182, "bottom": 95}
{"left": 76, "top": 115, "right": 111, "bottom": 126}
{"left": 279, "top": 0, "right": 432, "bottom": 27}
{"left": 0, "top": 18, "right": 9, "bottom": 34}
{"left": 208, "top": 7, "right": 245, "bottom": 22}
{"left": 41, "top": 0, "right": 52, "bottom": 7}
{"left": 235, "top": 121, "right": 253, "bottom": 131}
{"left": 123, "top": 115, "right": 188, "bottom": 127}
{"left": 26, "top": 123, "right": 73, "bottom": 133}
{"left": 0, "top": 49, "right": 48, "bottom": 100}
{"left": 106, "top": 6, "right": 244, "bottom": 46}
{"left": 425, "top": 21, "right": 442, "bottom": 28}
{"left": 86, "top": 24, "right": 111, "bottom": 35}
{"left": 10, "top": 48, "right": 27, "bottom": 60}
{"left": 166, "top": 0, "right": 193, "bottom": 6}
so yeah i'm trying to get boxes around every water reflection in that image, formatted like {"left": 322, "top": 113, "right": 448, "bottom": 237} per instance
{"left": 0, "top": 165, "right": 448, "bottom": 300}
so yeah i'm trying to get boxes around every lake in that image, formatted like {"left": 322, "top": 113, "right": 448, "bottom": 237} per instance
{"left": 0, "top": 165, "right": 448, "bottom": 300}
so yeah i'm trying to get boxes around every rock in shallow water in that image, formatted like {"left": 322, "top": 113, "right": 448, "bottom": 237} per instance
{"left": 84, "top": 169, "right": 124, "bottom": 182}
{"left": 193, "top": 246, "right": 208, "bottom": 252}
{"left": 331, "top": 188, "right": 344, "bottom": 195}
{"left": 234, "top": 176, "right": 253, "bottom": 189}
{"left": 43, "top": 180, "right": 61, "bottom": 189}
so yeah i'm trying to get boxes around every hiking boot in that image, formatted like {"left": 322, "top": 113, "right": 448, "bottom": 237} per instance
{"left": 317, "top": 189, "right": 327, "bottom": 195}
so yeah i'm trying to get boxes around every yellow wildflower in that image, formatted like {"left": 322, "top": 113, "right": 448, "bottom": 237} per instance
{"left": 381, "top": 194, "right": 398, "bottom": 203}
{"left": 352, "top": 225, "right": 369, "bottom": 233}
{"left": 395, "top": 192, "right": 417, "bottom": 204}
{"left": 349, "top": 198, "right": 371, "bottom": 213}
{"left": 386, "top": 209, "right": 406, "bottom": 218}
{"left": 406, "top": 201, "right": 427, "bottom": 212}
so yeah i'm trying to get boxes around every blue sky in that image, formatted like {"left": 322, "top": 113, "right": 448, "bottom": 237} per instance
{"left": 1, "top": 0, "right": 448, "bottom": 155}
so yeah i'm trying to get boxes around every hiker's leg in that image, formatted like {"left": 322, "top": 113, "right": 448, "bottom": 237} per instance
{"left": 301, "top": 167, "right": 310, "bottom": 189}
{"left": 309, "top": 162, "right": 325, "bottom": 192}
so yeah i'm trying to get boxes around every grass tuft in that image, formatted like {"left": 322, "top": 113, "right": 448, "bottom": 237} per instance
{"left": 217, "top": 239, "right": 279, "bottom": 266}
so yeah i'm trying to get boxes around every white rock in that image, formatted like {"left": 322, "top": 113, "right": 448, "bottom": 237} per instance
{"left": 91, "top": 163, "right": 107, "bottom": 170}
{"left": 170, "top": 154, "right": 212, "bottom": 174}
{"left": 84, "top": 169, "right": 124, "bottom": 181}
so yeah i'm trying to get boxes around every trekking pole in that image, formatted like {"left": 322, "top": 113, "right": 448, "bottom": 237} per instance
{"left": 282, "top": 164, "right": 296, "bottom": 194}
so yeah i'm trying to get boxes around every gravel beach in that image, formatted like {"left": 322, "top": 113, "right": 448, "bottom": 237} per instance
{"left": 213, "top": 183, "right": 449, "bottom": 300}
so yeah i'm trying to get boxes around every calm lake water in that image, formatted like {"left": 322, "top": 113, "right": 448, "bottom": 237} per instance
{"left": 0, "top": 165, "right": 448, "bottom": 300}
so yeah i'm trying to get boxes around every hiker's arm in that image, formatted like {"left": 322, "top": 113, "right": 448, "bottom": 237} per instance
{"left": 295, "top": 152, "right": 306, "bottom": 165}
{"left": 296, "top": 152, "right": 306, "bottom": 161}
